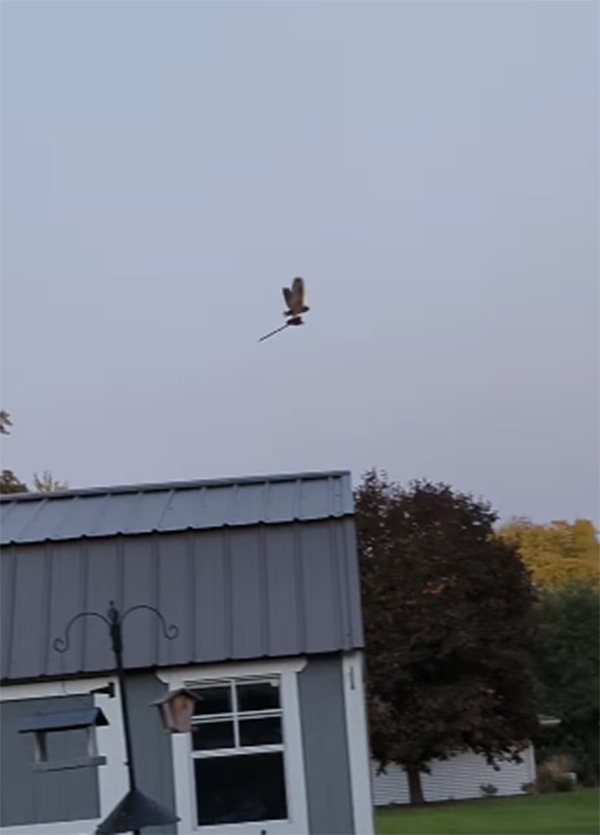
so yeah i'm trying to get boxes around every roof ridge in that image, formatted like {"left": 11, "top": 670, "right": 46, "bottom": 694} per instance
{"left": 0, "top": 471, "right": 355, "bottom": 545}
{"left": 0, "top": 469, "right": 352, "bottom": 503}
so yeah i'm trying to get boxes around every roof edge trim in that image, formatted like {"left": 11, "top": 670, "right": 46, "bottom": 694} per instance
{"left": 0, "top": 469, "right": 352, "bottom": 503}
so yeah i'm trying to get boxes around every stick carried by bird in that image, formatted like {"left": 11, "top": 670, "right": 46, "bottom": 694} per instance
{"left": 258, "top": 277, "right": 310, "bottom": 342}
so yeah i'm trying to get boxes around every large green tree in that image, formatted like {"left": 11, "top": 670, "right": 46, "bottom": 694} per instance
{"left": 532, "top": 583, "right": 599, "bottom": 784}
{"left": 355, "top": 470, "right": 538, "bottom": 804}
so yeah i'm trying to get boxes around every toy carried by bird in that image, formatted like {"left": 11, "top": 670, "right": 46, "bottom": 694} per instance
{"left": 258, "top": 277, "right": 310, "bottom": 342}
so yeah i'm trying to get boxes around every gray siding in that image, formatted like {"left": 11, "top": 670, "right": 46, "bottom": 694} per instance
{"left": 298, "top": 655, "right": 354, "bottom": 835}
{"left": 0, "top": 471, "right": 353, "bottom": 545}
{"left": 0, "top": 694, "right": 100, "bottom": 827}
{"left": 1, "top": 659, "right": 358, "bottom": 834}
{"left": 1, "top": 520, "right": 363, "bottom": 682}
{"left": 126, "top": 672, "right": 177, "bottom": 835}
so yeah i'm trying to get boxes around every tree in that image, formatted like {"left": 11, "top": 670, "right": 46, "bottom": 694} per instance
{"left": 355, "top": 470, "right": 538, "bottom": 804}
{"left": 499, "top": 518, "right": 599, "bottom": 589}
{"left": 0, "top": 410, "right": 13, "bottom": 435}
{"left": 532, "top": 583, "right": 599, "bottom": 784}
{"left": 0, "top": 410, "right": 29, "bottom": 494}
{"left": 0, "top": 410, "right": 68, "bottom": 494}
{"left": 0, "top": 469, "right": 29, "bottom": 494}
{"left": 33, "top": 470, "right": 69, "bottom": 492}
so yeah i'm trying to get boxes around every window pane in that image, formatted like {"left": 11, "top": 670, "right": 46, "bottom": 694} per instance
{"left": 192, "top": 721, "right": 234, "bottom": 751}
{"left": 192, "top": 685, "right": 231, "bottom": 716}
{"left": 237, "top": 680, "right": 280, "bottom": 712}
{"left": 194, "top": 752, "right": 287, "bottom": 825}
{"left": 239, "top": 717, "right": 282, "bottom": 747}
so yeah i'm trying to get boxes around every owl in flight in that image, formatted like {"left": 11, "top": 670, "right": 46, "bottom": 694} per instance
{"left": 258, "top": 277, "right": 310, "bottom": 342}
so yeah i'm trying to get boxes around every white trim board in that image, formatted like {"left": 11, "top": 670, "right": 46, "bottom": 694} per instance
{"left": 342, "top": 651, "right": 375, "bottom": 835}
{"left": 0, "top": 821, "right": 100, "bottom": 835}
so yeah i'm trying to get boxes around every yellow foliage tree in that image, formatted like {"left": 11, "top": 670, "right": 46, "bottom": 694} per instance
{"left": 498, "top": 518, "right": 599, "bottom": 589}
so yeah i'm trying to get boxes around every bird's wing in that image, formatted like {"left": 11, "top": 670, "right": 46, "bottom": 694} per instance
{"left": 258, "top": 323, "right": 289, "bottom": 343}
{"left": 291, "top": 277, "right": 305, "bottom": 307}
{"left": 282, "top": 287, "right": 293, "bottom": 309}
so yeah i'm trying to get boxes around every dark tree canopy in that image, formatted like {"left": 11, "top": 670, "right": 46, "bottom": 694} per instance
{"left": 0, "top": 469, "right": 29, "bottom": 494}
{"left": 355, "top": 470, "right": 538, "bottom": 804}
{"left": 0, "top": 410, "right": 12, "bottom": 435}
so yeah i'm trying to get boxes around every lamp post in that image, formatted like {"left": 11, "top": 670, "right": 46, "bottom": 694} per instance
{"left": 54, "top": 601, "right": 181, "bottom": 835}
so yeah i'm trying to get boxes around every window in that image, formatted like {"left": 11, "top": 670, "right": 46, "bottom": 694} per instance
{"left": 188, "top": 677, "right": 288, "bottom": 827}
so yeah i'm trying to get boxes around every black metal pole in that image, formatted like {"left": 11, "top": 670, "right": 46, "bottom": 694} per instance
{"left": 107, "top": 603, "right": 139, "bottom": 834}
{"left": 53, "top": 600, "right": 180, "bottom": 835}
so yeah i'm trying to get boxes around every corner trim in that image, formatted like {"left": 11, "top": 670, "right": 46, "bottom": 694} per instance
{"left": 342, "top": 651, "right": 375, "bottom": 835}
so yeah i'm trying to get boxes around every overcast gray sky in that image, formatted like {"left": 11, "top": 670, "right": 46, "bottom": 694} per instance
{"left": 1, "top": 0, "right": 598, "bottom": 525}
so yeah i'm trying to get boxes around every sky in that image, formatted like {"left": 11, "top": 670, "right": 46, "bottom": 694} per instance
{"left": 1, "top": 0, "right": 598, "bottom": 526}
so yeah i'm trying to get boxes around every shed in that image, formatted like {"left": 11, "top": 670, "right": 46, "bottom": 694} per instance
{"left": 0, "top": 470, "right": 374, "bottom": 835}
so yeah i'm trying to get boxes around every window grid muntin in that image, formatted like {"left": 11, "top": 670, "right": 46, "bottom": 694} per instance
{"left": 187, "top": 676, "right": 284, "bottom": 759}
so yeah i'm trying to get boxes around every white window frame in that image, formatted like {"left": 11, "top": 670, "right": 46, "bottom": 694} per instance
{"left": 157, "top": 658, "right": 309, "bottom": 835}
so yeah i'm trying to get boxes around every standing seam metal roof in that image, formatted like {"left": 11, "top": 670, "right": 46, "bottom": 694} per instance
{"left": 0, "top": 470, "right": 353, "bottom": 545}
{"left": 1, "top": 471, "right": 364, "bottom": 682}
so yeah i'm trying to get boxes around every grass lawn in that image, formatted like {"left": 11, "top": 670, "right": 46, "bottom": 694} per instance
{"left": 376, "top": 788, "right": 600, "bottom": 835}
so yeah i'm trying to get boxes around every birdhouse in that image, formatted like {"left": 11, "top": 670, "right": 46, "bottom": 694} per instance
{"left": 153, "top": 688, "right": 197, "bottom": 734}
{"left": 19, "top": 707, "right": 108, "bottom": 771}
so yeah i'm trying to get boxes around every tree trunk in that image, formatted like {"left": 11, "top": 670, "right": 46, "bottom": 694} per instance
{"left": 406, "top": 764, "right": 426, "bottom": 805}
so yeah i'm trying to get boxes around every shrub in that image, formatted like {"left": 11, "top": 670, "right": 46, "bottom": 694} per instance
{"left": 554, "top": 775, "right": 575, "bottom": 792}
{"left": 536, "top": 754, "right": 577, "bottom": 794}
{"left": 480, "top": 783, "right": 499, "bottom": 798}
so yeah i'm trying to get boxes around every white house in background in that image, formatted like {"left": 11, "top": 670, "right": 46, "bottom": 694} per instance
{"left": 371, "top": 715, "right": 563, "bottom": 805}
{"left": 371, "top": 748, "right": 536, "bottom": 805}
{"left": 0, "top": 470, "right": 374, "bottom": 835}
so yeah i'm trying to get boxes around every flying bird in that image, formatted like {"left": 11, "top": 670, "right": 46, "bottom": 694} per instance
{"left": 258, "top": 277, "right": 310, "bottom": 342}
{"left": 282, "top": 277, "right": 310, "bottom": 318}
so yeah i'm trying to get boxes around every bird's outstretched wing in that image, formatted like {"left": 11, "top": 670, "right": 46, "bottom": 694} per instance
{"left": 282, "top": 277, "right": 308, "bottom": 316}
{"left": 291, "top": 277, "right": 305, "bottom": 312}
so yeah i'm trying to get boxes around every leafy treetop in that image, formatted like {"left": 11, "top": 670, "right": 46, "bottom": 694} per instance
{"left": 355, "top": 470, "right": 537, "bottom": 804}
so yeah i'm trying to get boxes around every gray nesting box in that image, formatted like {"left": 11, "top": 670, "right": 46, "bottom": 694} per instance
{"left": 19, "top": 707, "right": 108, "bottom": 771}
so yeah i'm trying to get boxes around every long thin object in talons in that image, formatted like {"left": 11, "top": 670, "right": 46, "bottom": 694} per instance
{"left": 258, "top": 323, "right": 289, "bottom": 342}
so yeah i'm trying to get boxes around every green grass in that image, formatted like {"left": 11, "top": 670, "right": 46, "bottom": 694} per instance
{"left": 376, "top": 788, "right": 600, "bottom": 835}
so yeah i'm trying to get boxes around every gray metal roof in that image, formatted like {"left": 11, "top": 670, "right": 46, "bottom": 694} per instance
{"left": 1, "top": 471, "right": 364, "bottom": 682}
{"left": 0, "top": 470, "right": 353, "bottom": 545}
{"left": 19, "top": 708, "right": 108, "bottom": 733}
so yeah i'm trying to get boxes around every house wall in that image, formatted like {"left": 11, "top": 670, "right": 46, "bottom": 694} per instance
{"left": 122, "top": 672, "right": 177, "bottom": 835}
{"left": 0, "top": 694, "right": 100, "bottom": 827}
{"left": 1, "top": 519, "right": 363, "bottom": 682}
{"left": 0, "top": 654, "right": 373, "bottom": 835}
{"left": 297, "top": 656, "right": 354, "bottom": 835}
{"left": 0, "top": 672, "right": 171, "bottom": 834}
{"left": 162, "top": 653, "right": 373, "bottom": 835}
{"left": 371, "top": 748, "right": 536, "bottom": 806}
